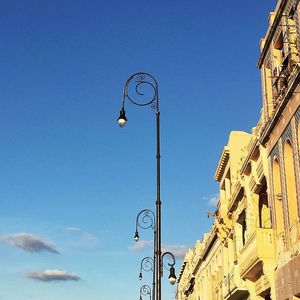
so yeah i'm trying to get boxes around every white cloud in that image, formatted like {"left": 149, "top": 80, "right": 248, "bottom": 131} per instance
{"left": 208, "top": 195, "right": 219, "bottom": 206}
{"left": 65, "top": 227, "right": 82, "bottom": 232}
{"left": 162, "top": 244, "right": 190, "bottom": 258}
{"left": 82, "top": 233, "right": 97, "bottom": 242}
{"left": 2, "top": 233, "right": 59, "bottom": 254}
{"left": 129, "top": 240, "right": 153, "bottom": 251}
{"left": 74, "top": 232, "right": 98, "bottom": 249}
{"left": 128, "top": 240, "right": 189, "bottom": 258}
{"left": 201, "top": 193, "right": 219, "bottom": 207}
{"left": 26, "top": 269, "right": 80, "bottom": 282}
{"left": 64, "top": 226, "right": 98, "bottom": 249}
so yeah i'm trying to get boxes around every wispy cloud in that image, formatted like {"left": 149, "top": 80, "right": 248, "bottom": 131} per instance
{"left": 65, "top": 227, "right": 82, "bottom": 232}
{"left": 162, "top": 244, "right": 190, "bottom": 258}
{"left": 2, "top": 233, "right": 59, "bottom": 254}
{"left": 64, "top": 226, "right": 98, "bottom": 250}
{"left": 201, "top": 193, "right": 219, "bottom": 207}
{"left": 82, "top": 233, "right": 97, "bottom": 242}
{"left": 208, "top": 195, "right": 219, "bottom": 206}
{"left": 25, "top": 269, "right": 80, "bottom": 282}
{"left": 129, "top": 240, "right": 189, "bottom": 258}
{"left": 129, "top": 240, "right": 153, "bottom": 251}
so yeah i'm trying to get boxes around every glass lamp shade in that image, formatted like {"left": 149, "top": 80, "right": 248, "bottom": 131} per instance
{"left": 169, "top": 276, "right": 177, "bottom": 285}
{"left": 134, "top": 231, "right": 139, "bottom": 242}
{"left": 168, "top": 266, "right": 177, "bottom": 285}
{"left": 117, "top": 109, "right": 127, "bottom": 128}
{"left": 118, "top": 117, "right": 126, "bottom": 128}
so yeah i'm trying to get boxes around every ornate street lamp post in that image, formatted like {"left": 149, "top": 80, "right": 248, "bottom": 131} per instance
{"left": 118, "top": 72, "right": 175, "bottom": 300}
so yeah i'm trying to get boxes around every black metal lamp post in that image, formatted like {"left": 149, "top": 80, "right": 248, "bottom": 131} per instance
{"left": 139, "top": 285, "right": 152, "bottom": 300}
{"left": 118, "top": 72, "right": 176, "bottom": 300}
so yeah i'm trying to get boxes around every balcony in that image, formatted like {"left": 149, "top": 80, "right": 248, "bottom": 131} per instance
{"left": 273, "top": 54, "right": 292, "bottom": 104}
{"left": 254, "top": 274, "right": 271, "bottom": 296}
{"left": 223, "top": 268, "right": 248, "bottom": 300}
{"left": 223, "top": 270, "right": 234, "bottom": 299}
{"left": 240, "top": 229, "right": 275, "bottom": 281}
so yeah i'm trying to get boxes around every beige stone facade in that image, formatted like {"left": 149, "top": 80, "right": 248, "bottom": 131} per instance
{"left": 177, "top": 0, "right": 300, "bottom": 299}
{"left": 259, "top": 0, "right": 300, "bottom": 299}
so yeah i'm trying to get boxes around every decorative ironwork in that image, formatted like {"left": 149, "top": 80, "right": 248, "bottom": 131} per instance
{"left": 161, "top": 252, "right": 177, "bottom": 285}
{"left": 118, "top": 72, "right": 177, "bottom": 300}
{"left": 134, "top": 209, "right": 155, "bottom": 241}
{"left": 161, "top": 251, "right": 176, "bottom": 271}
{"left": 139, "top": 285, "right": 151, "bottom": 300}
{"left": 123, "top": 72, "right": 158, "bottom": 108}
{"left": 139, "top": 256, "right": 154, "bottom": 280}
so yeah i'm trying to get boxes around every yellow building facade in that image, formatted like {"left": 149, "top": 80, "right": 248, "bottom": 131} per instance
{"left": 177, "top": 0, "right": 300, "bottom": 299}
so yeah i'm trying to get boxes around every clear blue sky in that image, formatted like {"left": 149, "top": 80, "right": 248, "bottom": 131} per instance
{"left": 0, "top": 1, "right": 277, "bottom": 299}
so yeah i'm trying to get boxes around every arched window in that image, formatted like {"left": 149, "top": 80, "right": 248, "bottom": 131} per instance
{"left": 273, "top": 158, "right": 285, "bottom": 234}
{"left": 284, "top": 140, "right": 298, "bottom": 225}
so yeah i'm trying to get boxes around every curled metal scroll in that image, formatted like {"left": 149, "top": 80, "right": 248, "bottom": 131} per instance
{"left": 136, "top": 209, "right": 155, "bottom": 231}
{"left": 139, "top": 284, "right": 151, "bottom": 299}
{"left": 123, "top": 72, "right": 158, "bottom": 109}
{"left": 140, "top": 256, "right": 154, "bottom": 273}
{"left": 161, "top": 251, "right": 176, "bottom": 270}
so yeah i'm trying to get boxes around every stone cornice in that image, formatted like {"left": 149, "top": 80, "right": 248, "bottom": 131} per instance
{"left": 214, "top": 147, "right": 230, "bottom": 182}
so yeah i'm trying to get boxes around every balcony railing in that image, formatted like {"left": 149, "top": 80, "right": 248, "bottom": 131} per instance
{"left": 273, "top": 55, "right": 290, "bottom": 103}
{"left": 223, "top": 267, "right": 248, "bottom": 300}
{"left": 254, "top": 274, "right": 271, "bottom": 296}
{"left": 272, "top": 53, "right": 298, "bottom": 107}
{"left": 239, "top": 228, "right": 275, "bottom": 280}
{"left": 223, "top": 269, "right": 235, "bottom": 297}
